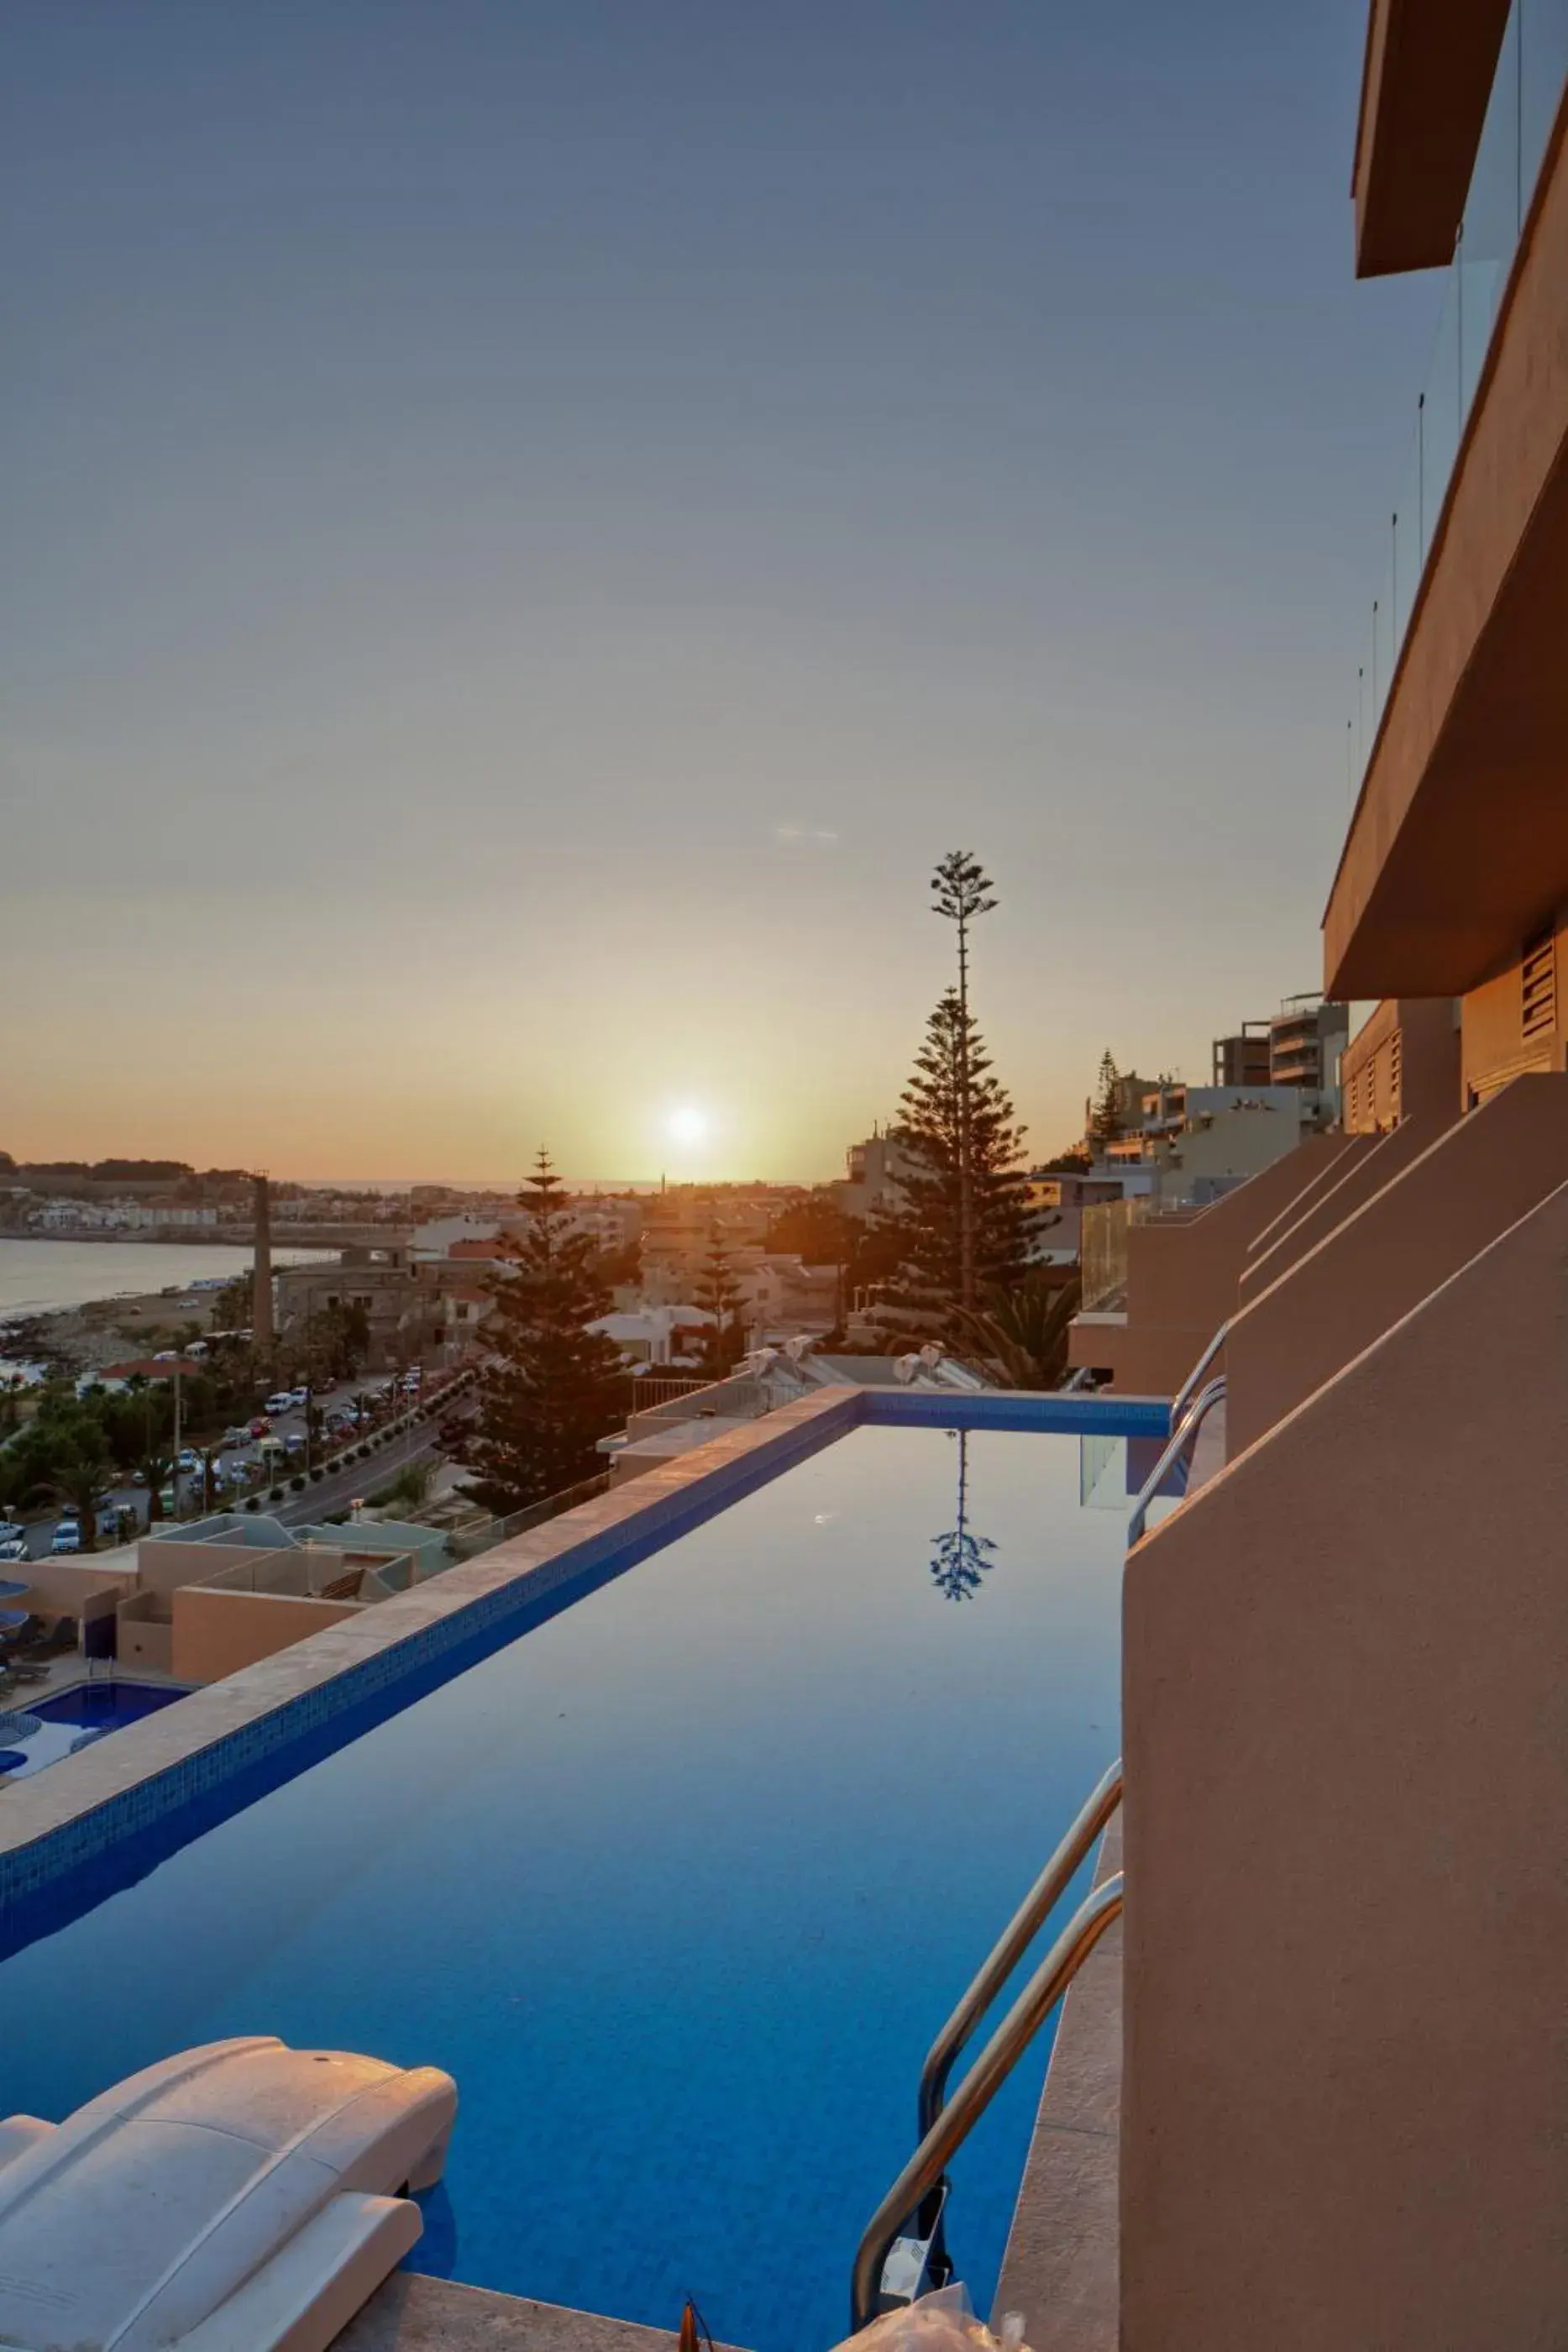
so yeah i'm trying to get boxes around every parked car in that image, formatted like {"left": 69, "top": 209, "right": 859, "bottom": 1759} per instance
{"left": 0, "top": 1520, "right": 24, "bottom": 1546}
{"left": 223, "top": 1425, "right": 251, "bottom": 1446}
{"left": 177, "top": 1448, "right": 200, "bottom": 1471}
{"left": 289, "top": 1387, "right": 309, "bottom": 1407}
{"left": 50, "top": 1520, "right": 81, "bottom": 1555}
{"left": 0, "top": 1538, "right": 29, "bottom": 1562}
{"left": 249, "top": 1417, "right": 272, "bottom": 1437}
{"left": 265, "top": 1393, "right": 296, "bottom": 1417}
{"left": 284, "top": 1431, "right": 307, "bottom": 1455}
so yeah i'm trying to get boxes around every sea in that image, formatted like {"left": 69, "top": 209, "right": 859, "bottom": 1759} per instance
{"left": 0, "top": 1238, "right": 333, "bottom": 1324}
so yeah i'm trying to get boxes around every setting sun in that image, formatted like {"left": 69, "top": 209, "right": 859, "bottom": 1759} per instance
{"left": 665, "top": 1104, "right": 711, "bottom": 1147}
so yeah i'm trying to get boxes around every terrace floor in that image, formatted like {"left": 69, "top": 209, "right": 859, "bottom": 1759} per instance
{"left": 335, "top": 2277, "right": 748, "bottom": 2351}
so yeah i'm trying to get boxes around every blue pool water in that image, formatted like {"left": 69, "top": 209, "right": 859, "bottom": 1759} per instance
{"left": 0, "top": 1677, "right": 188, "bottom": 1780}
{"left": 0, "top": 1425, "right": 1127, "bottom": 2351}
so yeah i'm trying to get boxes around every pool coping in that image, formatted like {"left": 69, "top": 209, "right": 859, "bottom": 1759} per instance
{"left": 333, "top": 2275, "right": 752, "bottom": 2351}
{"left": 0, "top": 1385, "right": 1167, "bottom": 1925}
{"left": 991, "top": 1812, "right": 1123, "bottom": 2350}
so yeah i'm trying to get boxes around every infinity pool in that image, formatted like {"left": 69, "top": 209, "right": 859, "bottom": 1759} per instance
{"left": 0, "top": 1423, "right": 1130, "bottom": 2351}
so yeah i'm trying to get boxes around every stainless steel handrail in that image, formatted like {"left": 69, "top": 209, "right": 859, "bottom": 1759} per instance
{"left": 1170, "top": 1318, "right": 1228, "bottom": 1429}
{"left": 917, "top": 1757, "right": 1123, "bottom": 2148}
{"left": 849, "top": 1875, "right": 1125, "bottom": 2334}
{"left": 1126, "top": 1373, "right": 1225, "bottom": 1546}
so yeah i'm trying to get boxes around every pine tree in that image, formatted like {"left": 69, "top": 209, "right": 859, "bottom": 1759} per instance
{"left": 464, "top": 1151, "right": 627, "bottom": 1514}
{"left": 928, "top": 1431, "right": 998, "bottom": 1602}
{"left": 1089, "top": 1050, "right": 1125, "bottom": 1146}
{"left": 694, "top": 1226, "right": 747, "bottom": 1377}
{"left": 884, "top": 990, "right": 1032, "bottom": 1336}
{"left": 930, "top": 850, "right": 999, "bottom": 1307}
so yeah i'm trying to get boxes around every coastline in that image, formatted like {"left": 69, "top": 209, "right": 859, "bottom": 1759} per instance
{"left": 0, "top": 1237, "right": 333, "bottom": 1367}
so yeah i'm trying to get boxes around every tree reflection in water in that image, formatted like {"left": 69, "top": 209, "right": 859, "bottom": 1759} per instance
{"left": 929, "top": 1429, "right": 998, "bottom": 1601}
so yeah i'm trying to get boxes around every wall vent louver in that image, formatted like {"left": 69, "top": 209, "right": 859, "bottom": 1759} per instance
{"left": 1522, "top": 927, "right": 1556, "bottom": 1042}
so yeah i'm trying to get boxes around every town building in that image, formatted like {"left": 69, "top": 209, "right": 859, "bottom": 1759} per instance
{"left": 835, "top": 1127, "right": 920, "bottom": 1221}
{"left": 1209, "top": 1026, "right": 1272, "bottom": 1087}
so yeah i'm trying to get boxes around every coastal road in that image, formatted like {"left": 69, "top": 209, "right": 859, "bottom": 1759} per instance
{"left": 10, "top": 1375, "right": 475, "bottom": 1561}
{"left": 270, "top": 1414, "right": 457, "bottom": 1528}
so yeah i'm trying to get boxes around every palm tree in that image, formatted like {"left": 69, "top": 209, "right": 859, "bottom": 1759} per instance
{"left": 197, "top": 1446, "right": 224, "bottom": 1514}
{"left": 45, "top": 1445, "right": 116, "bottom": 1556}
{"left": 137, "top": 1449, "right": 175, "bottom": 1523}
{"left": 952, "top": 1276, "right": 1082, "bottom": 1391}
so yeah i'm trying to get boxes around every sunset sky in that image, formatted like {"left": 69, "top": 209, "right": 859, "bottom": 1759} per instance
{"left": 5, "top": 3, "right": 1440, "bottom": 1182}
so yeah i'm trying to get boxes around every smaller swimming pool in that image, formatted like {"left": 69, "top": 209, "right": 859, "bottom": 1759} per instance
{"left": 0, "top": 1678, "right": 188, "bottom": 1781}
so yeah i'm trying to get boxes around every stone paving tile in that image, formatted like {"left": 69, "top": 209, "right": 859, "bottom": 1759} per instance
{"left": 992, "top": 1815, "right": 1122, "bottom": 2352}
{"left": 333, "top": 2276, "right": 750, "bottom": 2351}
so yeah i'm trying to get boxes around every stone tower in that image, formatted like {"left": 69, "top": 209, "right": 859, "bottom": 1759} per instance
{"left": 252, "top": 1172, "right": 275, "bottom": 1356}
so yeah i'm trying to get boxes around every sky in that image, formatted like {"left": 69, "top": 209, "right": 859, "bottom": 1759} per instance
{"left": 3, "top": 1, "right": 1442, "bottom": 1183}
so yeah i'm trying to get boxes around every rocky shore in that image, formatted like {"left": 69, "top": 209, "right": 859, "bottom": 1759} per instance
{"left": 1, "top": 1281, "right": 223, "bottom": 1378}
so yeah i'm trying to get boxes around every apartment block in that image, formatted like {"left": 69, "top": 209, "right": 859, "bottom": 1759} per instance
{"left": 1097, "top": 13, "right": 1568, "bottom": 2345}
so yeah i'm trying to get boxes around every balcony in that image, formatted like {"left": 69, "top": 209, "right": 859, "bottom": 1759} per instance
{"left": 1327, "top": 3, "right": 1568, "bottom": 998}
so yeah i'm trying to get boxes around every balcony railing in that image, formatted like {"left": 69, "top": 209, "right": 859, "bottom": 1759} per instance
{"left": 1080, "top": 1196, "right": 1153, "bottom": 1312}
{"left": 1347, "top": 0, "right": 1568, "bottom": 794}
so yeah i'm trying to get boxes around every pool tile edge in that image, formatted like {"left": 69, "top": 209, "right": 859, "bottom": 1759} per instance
{"left": 0, "top": 1388, "right": 864, "bottom": 1912}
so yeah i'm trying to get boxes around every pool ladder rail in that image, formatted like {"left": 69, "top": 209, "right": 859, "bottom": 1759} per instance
{"left": 1125, "top": 1368, "right": 1227, "bottom": 1548}
{"left": 848, "top": 1758, "right": 1125, "bottom": 2334}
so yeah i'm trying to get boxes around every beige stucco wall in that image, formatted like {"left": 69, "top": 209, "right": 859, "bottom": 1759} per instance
{"left": 117, "top": 1603, "right": 174, "bottom": 1673}
{"left": 137, "top": 1536, "right": 300, "bottom": 1596}
{"left": 1121, "top": 1175, "right": 1568, "bottom": 2351}
{"left": 1225, "top": 1072, "right": 1568, "bottom": 1456}
{"left": 7, "top": 1559, "right": 134, "bottom": 1618}
{"left": 1068, "top": 1134, "right": 1359, "bottom": 1395}
{"left": 171, "top": 1588, "right": 363, "bottom": 1683}
{"left": 1236, "top": 1115, "right": 1439, "bottom": 1302}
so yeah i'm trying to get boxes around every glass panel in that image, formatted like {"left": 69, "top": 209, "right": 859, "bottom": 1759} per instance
{"left": 1420, "top": 270, "right": 1465, "bottom": 566}
{"left": 1078, "top": 1197, "right": 1149, "bottom": 1314}
{"left": 1392, "top": 417, "right": 1424, "bottom": 648}
{"left": 1346, "top": 0, "right": 1567, "bottom": 801}
{"left": 1521, "top": 0, "right": 1568, "bottom": 205}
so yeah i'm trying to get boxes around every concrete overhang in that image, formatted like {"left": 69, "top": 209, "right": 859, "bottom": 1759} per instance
{"left": 1352, "top": 0, "right": 1513, "bottom": 275}
{"left": 1325, "top": 91, "right": 1568, "bottom": 1000}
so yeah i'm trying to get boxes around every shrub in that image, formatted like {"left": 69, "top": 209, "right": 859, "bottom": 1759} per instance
{"left": 309, "top": 1467, "right": 324, "bottom": 1483}
{"left": 269, "top": 1484, "right": 284, "bottom": 1502}
{"left": 244, "top": 1496, "right": 260, "bottom": 1512}
{"left": 290, "top": 1474, "right": 306, "bottom": 1492}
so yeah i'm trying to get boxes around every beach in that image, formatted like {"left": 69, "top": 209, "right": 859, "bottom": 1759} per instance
{"left": 0, "top": 1237, "right": 333, "bottom": 1375}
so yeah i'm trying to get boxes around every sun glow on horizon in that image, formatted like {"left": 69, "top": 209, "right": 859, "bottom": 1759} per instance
{"left": 665, "top": 1104, "right": 711, "bottom": 1148}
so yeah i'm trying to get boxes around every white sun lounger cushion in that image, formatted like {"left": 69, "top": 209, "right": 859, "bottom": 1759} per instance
{"left": 0, "top": 2034, "right": 457, "bottom": 2352}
